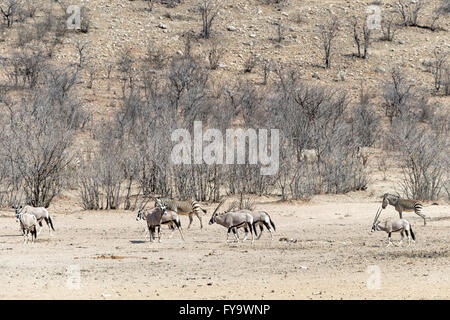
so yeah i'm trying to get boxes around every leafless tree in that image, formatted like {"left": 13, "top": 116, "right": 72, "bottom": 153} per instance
{"left": 396, "top": 0, "right": 427, "bottom": 27}
{"left": 381, "top": 11, "right": 398, "bottom": 41}
{"left": 317, "top": 15, "right": 339, "bottom": 68}
{"left": 75, "top": 40, "right": 90, "bottom": 69}
{"left": 430, "top": 49, "right": 448, "bottom": 93}
{"left": 352, "top": 16, "right": 371, "bottom": 59}
{"left": 0, "top": 0, "right": 20, "bottom": 28}
{"left": 198, "top": 0, "right": 219, "bottom": 39}
{"left": 0, "top": 67, "right": 86, "bottom": 207}
{"left": 207, "top": 40, "right": 222, "bottom": 70}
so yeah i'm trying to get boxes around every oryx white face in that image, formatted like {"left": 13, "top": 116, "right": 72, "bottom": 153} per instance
{"left": 136, "top": 210, "right": 143, "bottom": 221}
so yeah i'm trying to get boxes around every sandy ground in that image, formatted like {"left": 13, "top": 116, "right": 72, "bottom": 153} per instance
{"left": 1, "top": 198, "right": 449, "bottom": 300}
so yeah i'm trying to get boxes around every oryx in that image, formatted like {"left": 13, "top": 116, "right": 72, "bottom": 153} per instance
{"left": 14, "top": 205, "right": 55, "bottom": 236}
{"left": 208, "top": 201, "right": 254, "bottom": 243}
{"left": 15, "top": 210, "right": 38, "bottom": 244}
{"left": 371, "top": 207, "right": 416, "bottom": 247}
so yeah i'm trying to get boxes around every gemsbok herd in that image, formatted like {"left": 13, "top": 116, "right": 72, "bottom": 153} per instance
{"left": 11, "top": 192, "right": 439, "bottom": 247}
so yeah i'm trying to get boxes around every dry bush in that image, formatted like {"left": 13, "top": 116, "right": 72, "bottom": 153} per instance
{"left": 207, "top": 40, "right": 222, "bottom": 70}
{"left": 352, "top": 16, "right": 371, "bottom": 59}
{"left": 0, "top": 66, "right": 86, "bottom": 207}
{"left": 389, "top": 112, "right": 449, "bottom": 200}
{"left": 381, "top": 11, "right": 398, "bottom": 41}
{"left": 317, "top": 14, "right": 339, "bottom": 68}
{"left": 0, "top": 0, "right": 20, "bottom": 28}
{"left": 198, "top": 0, "right": 219, "bottom": 39}
{"left": 396, "top": 0, "right": 427, "bottom": 27}
{"left": 243, "top": 53, "right": 258, "bottom": 73}
{"left": 430, "top": 49, "right": 449, "bottom": 93}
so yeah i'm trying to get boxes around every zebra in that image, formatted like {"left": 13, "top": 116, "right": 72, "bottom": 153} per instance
{"left": 155, "top": 198, "right": 207, "bottom": 229}
{"left": 381, "top": 193, "right": 438, "bottom": 226}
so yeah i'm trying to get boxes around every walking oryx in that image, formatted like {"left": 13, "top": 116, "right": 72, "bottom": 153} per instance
{"left": 14, "top": 205, "right": 55, "bottom": 236}
{"left": 208, "top": 201, "right": 254, "bottom": 243}
{"left": 381, "top": 193, "right": 438, "bottom": 226}
{"left": 15, "top": 210, "right": 38, "bottom": 244}
{"left": 371, "top": 207, "right": 416, "bottom": 247}
{"left": 136, "top": 207, "right": 184, "bottom": 241}
{"left": 249, "top": 210, "right": 276, "bottom": 240}
{"left": 155, "top": 198, "right": 207, "bottom": 229}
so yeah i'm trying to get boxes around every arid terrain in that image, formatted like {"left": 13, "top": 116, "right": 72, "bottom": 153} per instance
{"left": 0, "top": 0, "right": 449, "bottom": 300}
{"left": 1, "top": 184, "right": 449, "bottom": 300}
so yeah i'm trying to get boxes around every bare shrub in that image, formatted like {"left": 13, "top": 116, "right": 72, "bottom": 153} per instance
{"left": 381, "top": 11, "right": 398, "bottom": 41}
{"left": 0, "top": 0, "right": 20, "bottom": 28}
{"left": 0, "top": 68, "right": 86, "bottom": 207}
{"left": 243, "top": 53, "right": 258, "bottom": 73}
{"left": 317, "top": 14, "right": 339, "bottom": 68}
{"left": 393, "top": 113, "right": 449, "bottom": 200}
{"left": 430, "top": 49, "right": 448, "bottom": 93}
{"left": 381, "top": 67, "right": 415, "bottom": 123}
{"left": 350, "top": 88, "right": 380, "bottom": 147}
{"left": 198, "top": 0, "right": 219, "bottom": 39}
{"left": 352, "top": 16, "right": 371, "bottom": 59}
{"left": 207, "top": 40, "right": 222, "bottom": 70}
{"left": 6, "top": 49, "right": 47, "bottom": 89}
{"left": 396, "top": 0, "right": 427, "bottom": 27}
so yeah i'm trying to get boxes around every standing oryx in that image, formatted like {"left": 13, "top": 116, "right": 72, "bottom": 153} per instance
{"left": 15, "top": 210, "right": 38, "bottom": 244}
{"left": 136, "top": 206, "right": 184, "bottom": 242}
{"left": 155, "top": 198, "right": 207, "bottom": 229}
{"left": 249, "top": 210, "right": 276, "bottom": 240}
{"left": 381, "top": 193, "right": 438, "bottom": 226}
{"left": 208, "top": 201, "right": 254, "bottom": 243}
{"left": 371, "top": 207, "right": 416, "bottom": 247}
{"left": 14, "top": 205, "right": 55, "bottom": 236}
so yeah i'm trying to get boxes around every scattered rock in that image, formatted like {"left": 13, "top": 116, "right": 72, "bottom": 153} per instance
{"left": 375, "top": 66, "right": 385, "bottom": 74}
{"left": 157, "top": 22, "right": 167, "bottom": 29}
{"left": 227, "top": 26, "right": 237, "bottom": 31}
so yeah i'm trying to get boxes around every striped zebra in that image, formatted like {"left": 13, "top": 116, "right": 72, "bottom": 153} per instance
{"left": 381, "top": 193, "right": 438, "bottom": 226}
{"left": 155, "top": 198, "right": 207, "bottom": 229}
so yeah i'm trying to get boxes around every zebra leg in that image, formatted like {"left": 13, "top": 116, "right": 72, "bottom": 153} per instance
{"left": 196, "top": 211, "right": 203, "bottom": 229}
{"left": 415, "top": 211, "right": 427, "bottom": 226}
{"left": 187, "top": 214, "right": 194, "bottom": 229}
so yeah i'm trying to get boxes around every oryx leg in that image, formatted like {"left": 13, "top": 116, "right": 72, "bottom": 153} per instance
{"left": 175, "top": 220, "right": 184, "bottom": 241}
{"left": 405, "top": 230, "right": 411, "bottom": 246}
{"left": 398, "top": 231, "right": 404, "bottom": 246}
{"left": 36, "top": 221, "right": 43, "bottom": 236}
{"left": 255, "top": 224, "right": 264, "bottom": 240}
{"left": 248, "top": 222, "right": 254, "bottom": 243}
{"left": 242, "top": 227, "right": 249, "bottom": 242}
{"left": 226, "top": 228, "right": 231, "bottom": 243}
{"left": 233, "top": 228, "right": 240, "bottom": 242}
{"left": 148, "top": 226, "right": 154, "bottom": 243}
{"left": 157, "top": 226, "right": 162, "bottom": 243}
{"left": 386, "top": 232, "right": 393, "bottom": 247}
